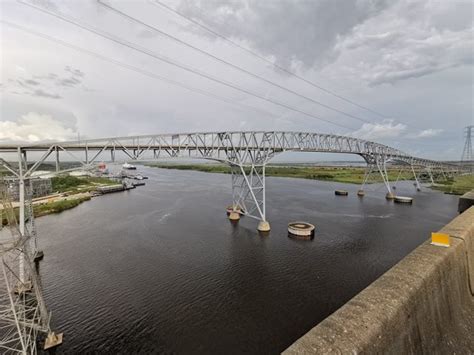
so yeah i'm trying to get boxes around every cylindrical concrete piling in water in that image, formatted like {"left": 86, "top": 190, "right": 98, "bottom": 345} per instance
{"left": 335, "top": 190, "right": 349, "bottom": 196}
{"left": 228, "top": 212, "right": 241, "bottom": 221}
{"left": 386, "top": 192, "right": 395, "bottom": 200}
{"left": 394, "top": 196, "right": 413, "bottom": 204}
{"left": 257, "top": 221, "right": 271, "bottom": 232}
{"left": 226, "top": 205, "right": 242, "bottom": 216}
{"left": 357, "top": 190, "right": 365, "bottom": 197}
{"left": 288, "top": 222, "right": 315, "bottom": 239}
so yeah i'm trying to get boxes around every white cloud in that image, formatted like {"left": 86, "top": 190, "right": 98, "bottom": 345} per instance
{"left": 334, "top": 1, "right": 474, "bottom": 86}
{"left": 412, "top": 128, "right": 443, "bottom": 138}
{"left": 351, "top": 120, "right": 407, "bottom": 140}
{"left": 0, "top": 112, "right": 77, "bottom": 143}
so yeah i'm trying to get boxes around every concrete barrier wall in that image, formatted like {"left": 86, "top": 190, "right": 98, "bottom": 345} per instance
{"left": 284, "top": 207, "right": 474, "bottom": 354}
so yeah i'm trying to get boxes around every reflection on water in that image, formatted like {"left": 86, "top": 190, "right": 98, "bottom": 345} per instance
{"left": 36, "top": 167, "right": 457, "bottom": 354}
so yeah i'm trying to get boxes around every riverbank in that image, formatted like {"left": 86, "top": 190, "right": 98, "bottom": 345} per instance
{"left": 431, "top": 174, "right": 474, "bottom": 195}
{"left": 1, "top": 176, "right": 118, "bottom": 225}
{"left": 147, "top": 163, "right": 473, "bottom": 195}
{"left": 146, "top": 163, "right": 413, "bottom": 184}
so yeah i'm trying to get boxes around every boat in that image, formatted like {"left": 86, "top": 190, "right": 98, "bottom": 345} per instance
{"left": 122, "top": 163, "right": 137, "bottom": 170}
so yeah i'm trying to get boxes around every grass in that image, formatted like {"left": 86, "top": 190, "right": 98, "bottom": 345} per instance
{"left": 33, "top": 196, "right": 92, "bottom": 217}
{"left": 431, "top": 175, "right": 474, "bottom": 195}
{"left": 1, "top": 195, "right": 92, "bottom": 226}
{"left": 146, "top": 163, "right": 414, "bottom": 184}
{"left": 51, "top": 175, "right": 117, "bottom": 194}
{"left": 1, "top": 175, "right": 116, "bottom": 225}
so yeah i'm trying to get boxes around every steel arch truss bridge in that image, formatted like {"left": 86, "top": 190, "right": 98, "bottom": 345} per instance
{"left": 0, "top": 131, "right": 462, "bottom": 224}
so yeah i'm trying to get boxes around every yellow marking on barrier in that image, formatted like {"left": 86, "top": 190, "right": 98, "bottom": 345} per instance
{"left": 431, "top": 232, "right": 450, "bottom": 247}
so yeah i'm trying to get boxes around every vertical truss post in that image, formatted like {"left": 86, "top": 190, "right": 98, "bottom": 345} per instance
{"left": 222, "top": 132, "right": 272, "bottom": 232}
{"left": 357, "top": 162, "right": 375, "bottom": 196}
{"left": 426, "top": 166, "right": 435, "bottom": 185}
{"left": 361, "top": 154, "right": 394, "bottom": 199}
{"left": 229, "top": 162, "right": 268, "bottom": 228}
{"left": 17, "top": 148, "right": 26, "bottom": 284}
{"left": 375, "top": 155, "right": 394, "bottom": 199}
{"left": 411, "top": 164, "right": 421, "bottom": 191}
{"left": 55, "top": 146, "right": 60, "bottom": 172}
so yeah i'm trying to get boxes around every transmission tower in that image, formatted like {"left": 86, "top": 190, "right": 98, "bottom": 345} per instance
{"left": 0, "top": 177, "right": 62, "bottom": 353}
{"left": 460, "top": 125, "right": 473, "bottom": 172}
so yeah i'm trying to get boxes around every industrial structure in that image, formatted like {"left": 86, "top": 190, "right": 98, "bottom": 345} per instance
{"left": 0, "top": 130, "right": 466, "bottom": 353}
{"left": 461, "top": 125, "right": 473, "bottom": 173}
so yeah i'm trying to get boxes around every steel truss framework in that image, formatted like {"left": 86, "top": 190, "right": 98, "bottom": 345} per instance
{"left": 1, "top": 180, "right": 50, "bottom": 354}
{"left": 0, "top": 131, "right": 463, "bottom": 221}
{"left": 0, "top": 131, "right": 466, "bottom": 352}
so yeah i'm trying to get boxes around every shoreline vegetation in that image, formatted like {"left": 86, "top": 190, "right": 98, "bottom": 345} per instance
{"left": 146, "top": 163, "right": 413, "bottom": 184}
{"left": 1, "top": 176, "right": 117, "bottom": 225}
{"left": 2, "top": 165, "right": 472, "bottom": 225}
{"left": 431, "top": 174, "right": 474, "bottom": 195}
{"left": 146, "top": 163, "right": 473, "bottom": 195}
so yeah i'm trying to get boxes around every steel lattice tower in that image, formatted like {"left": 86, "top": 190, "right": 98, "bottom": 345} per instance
{"left": 0, "top": 177, "right": 62, "bottom": 353}
{"left": 460, "top": 126, "right": 473, "bottom": 172}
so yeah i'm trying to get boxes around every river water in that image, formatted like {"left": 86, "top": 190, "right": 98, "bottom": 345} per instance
{"left": 36, "top": 167, "right": 458, "bottom": 354}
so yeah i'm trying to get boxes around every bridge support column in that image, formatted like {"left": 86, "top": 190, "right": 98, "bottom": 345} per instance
{"left": 358, "top": 163, "right": 375, "bottom": 196}
{"left": 375, "top": 158, "right": 394, "bottom": 199}
{"left": 229, "top": 162, "right": 269, "bottom": 232}
{"left": 426, "top": 166, "right": 435, "bottom": 186}
{"left": 411, "top": 165, "right": 421, "bottom": 191}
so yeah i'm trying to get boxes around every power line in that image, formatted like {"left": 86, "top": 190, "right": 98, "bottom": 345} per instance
{"left": 17, "top": 0, "right": 355, "bottom": 130}
{"left": 1, "top": 20, "right": 285, "bottom": 120}
{"left": 150, "top": 0, "right": 391, "bottom": 120}
{"left": 97, "top": 0, "right": 373, "bottom": 125}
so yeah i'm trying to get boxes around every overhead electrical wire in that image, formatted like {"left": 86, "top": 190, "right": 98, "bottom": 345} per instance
{"left": 150, "top": 0, "right": 390, "bottom": 120}
{"left": 17, "top": 0, "right": 355, "bottom": 130}
{"left": 97, "top": 0, "right": 373, "bottom": 125}
{"left": 1, "top": 20, "right": 286, "bottom": 120}
{"left": 150, "top": 0, "right": 432, "bottom": 133}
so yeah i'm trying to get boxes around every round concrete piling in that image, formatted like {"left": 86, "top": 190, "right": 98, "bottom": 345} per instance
{"left": 226, "top": 205, "right": 241, "bottom": 216}
{"left": 357, "top": 190, "right": 365, "bottom": 197}
{"left": 257, "top": 221, "right": 271, "bottom": 232}
{"left": 335, "top": 190, "right": 349, "bottom": 196}
{"left": 228, "top": 212, "right": 241, "bottom": 221}
{"left": 386, "top": 192, "right": 395, "bottom": 200}
{"left": 394, "top": 196, "right": 413, "bottom": 204}
{"left": 288, "top": 222, "right": 315, "bottom": 239}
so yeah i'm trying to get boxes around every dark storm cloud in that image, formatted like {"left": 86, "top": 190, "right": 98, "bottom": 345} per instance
{"left": 5, "top": 66, "right": 85, "bottom": 98}
{"left": 24, "top": 79, "right": 40, "bottom": 86}
{"left": 31, "top": 89, "right": 62, "bottom": 99}
{"left": 178, "top": 0, "right": 392, "bottom": 69}
{"left": 64, "top": 66, "right": 85, "bottom": 77}
{"left": 57, "top": 76, "right": 82, "bottom": 87}
{"left": 33, "top": 73, "right": 58, "bottom": 80}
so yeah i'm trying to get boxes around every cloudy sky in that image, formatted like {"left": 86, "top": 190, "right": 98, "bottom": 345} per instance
{"left": 1, "top": 0, "right": 473, "bottom": 160}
